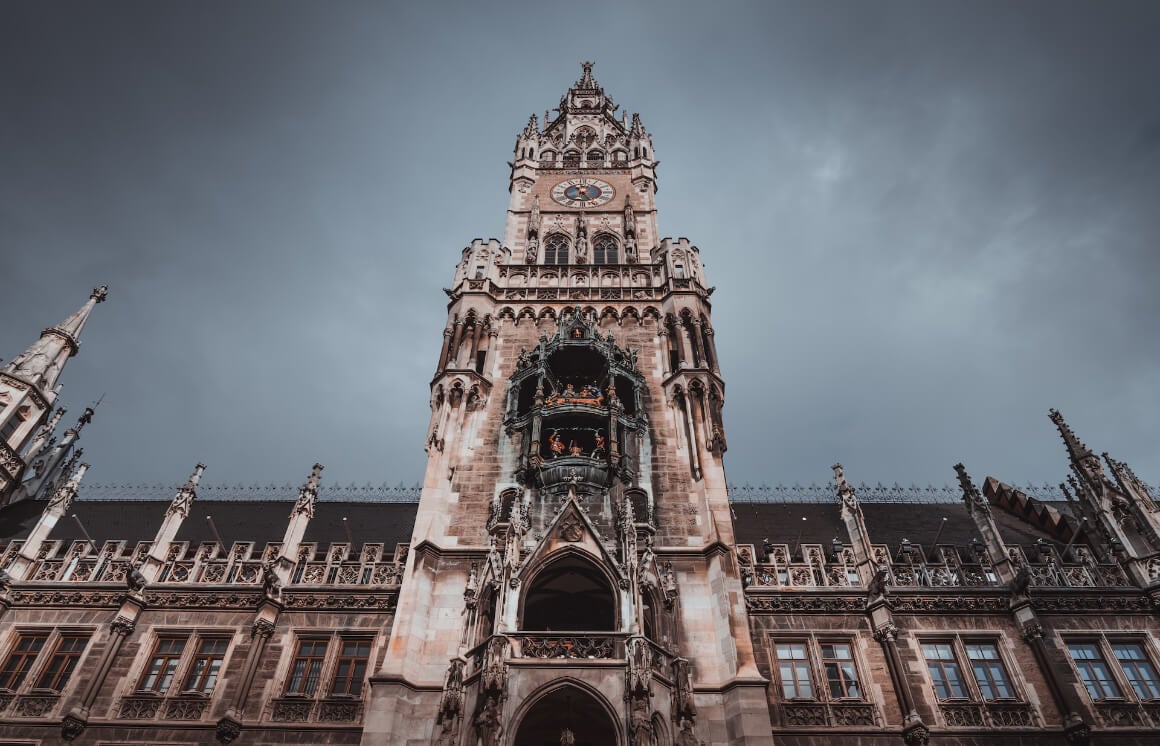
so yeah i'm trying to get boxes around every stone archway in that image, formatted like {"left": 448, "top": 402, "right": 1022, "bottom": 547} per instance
{"left": 512, "top": 684, "right": 619, "bottom": 746}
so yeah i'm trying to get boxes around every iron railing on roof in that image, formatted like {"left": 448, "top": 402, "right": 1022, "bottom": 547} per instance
{"left": 74, "top": 480, "right": 1152, "bottom": 505}
{"left": 77, "top": 482, "right": 423, "bottom": 503}
{"left": 725, "top": 482, "right": 1073, "bottom": 504}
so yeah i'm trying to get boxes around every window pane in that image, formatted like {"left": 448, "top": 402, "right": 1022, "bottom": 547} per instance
{"left": 820, "top": 643, "right": 861, "bottom": 699}
{"left": 923, "top": 642, "right": 967, "bottom": 700}
{"left": 966, "top": 642, "right": 1013, "bottom": 700}
{"left": 35, "top": 634, "right": 89, "bottom": 692}
{"left": 1068, "top": 642, "right": 1122, "bottom": 700}
{"left": 287, "top": 639, "right": 328, "bottom": 696}
{"left": 1113, "top": 642, "right": 1160, "bottom": 700}
{"left": 139, "top": 637, "right": 186, "bottom": 692}
{"left": 0, "top": 633, "right": 48, "bottom": 690}
{"left": 331, "top": 639, "right": 372, "bottom": 696}
{"left": 774, "top": 643, "right": 813, "bottom": 699}
{"left": 182, "top": 638, "right": 229, "bottom": 693}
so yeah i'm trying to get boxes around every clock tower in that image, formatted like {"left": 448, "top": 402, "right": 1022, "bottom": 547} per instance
{"left": 362, "top": 63, "right": 772, "bottom": 746}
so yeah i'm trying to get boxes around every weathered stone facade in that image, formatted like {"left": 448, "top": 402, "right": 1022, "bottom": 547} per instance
{"left": 1, "top": 63, "right": 1159, "bottom": 746}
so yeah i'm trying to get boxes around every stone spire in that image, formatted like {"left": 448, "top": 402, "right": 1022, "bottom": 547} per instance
{"left": 576, "top": 60, "right": 598, "bottom": 89}
{"left": 1048, "top": 408, "right": 1103, "bottom": 478}
{"left": 2, "top": 286, "right": 107, "bottom": 392}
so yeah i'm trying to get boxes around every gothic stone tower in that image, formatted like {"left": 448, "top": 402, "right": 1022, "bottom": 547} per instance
{"left": 362, "top": 64, "right": 772, "bottom": 746}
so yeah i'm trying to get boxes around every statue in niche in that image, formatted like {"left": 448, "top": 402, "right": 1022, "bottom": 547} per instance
{"left": 568, "top": 441, "right": 583, "bottom": 457}
{"left": 593, "top": 430, "right": 606, "bottom": 458}
{"left": 629, "top": 696, "right": 653, "bottom": 746}
{"left": 473, "top": 695, "right": 502, "bottom": 746}
{"left": 548, "top": 431, "right": 565, "bottom": 458}
{"left": 625, "top": 234, "right": 637, "bottom": 263}
{"left": 525, "top": 237, "right": 538, "bottom": 264}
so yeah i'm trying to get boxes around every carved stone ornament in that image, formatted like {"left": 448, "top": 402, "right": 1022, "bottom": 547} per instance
{"left": 216, "top": 715, "right": 242, "bottom": 744}
{"left": 60, "top": 712, "right": 87, "bottom": 741}
{"left": 111, "top": 615, "right": 136, "bottom": 636}
{"left": 902, "top": 719, "right": 930, "bottom": 746}
{"left": 1020, "top": 620, "right": 1044, "bottom": 643}
{"left": 559, "top": 514, "right": 583, "bottom": 542}
{"left": 251, "top": 618, "right": 276, "bottom": 639}
{"left": 872, "top": 622, "right": 898, "bottom": 644}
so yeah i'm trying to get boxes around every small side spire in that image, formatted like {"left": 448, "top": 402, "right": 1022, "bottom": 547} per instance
{"left": 832, "top": 463, "right": 859, "bottom": 513}
{"left": 630, "top": 113, "right": 645, "bottom": 136}
{"left": 168, "top": 463, "right": 206, "bottom": 519}
{"left": 47, "top": 456, "right": 88, "bottom": 514}
{"left": 954, "top": 463, "right": 990, "bottom": 517}
{"left": 523, "top": 113, "right": 538, "bottom": 137}
{"left": 292, "top": 463, "right": 324, "bottom": 518}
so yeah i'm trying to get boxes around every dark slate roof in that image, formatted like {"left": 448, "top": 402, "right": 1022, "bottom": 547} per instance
{"left": 730, "top": 501, "right": 1067, "bottom": 554}
{"left": 1, "top": 497, "right": 1071, "bottom": 555}
{"left": 0, "top": 499, "right": 419, "bottom": 551}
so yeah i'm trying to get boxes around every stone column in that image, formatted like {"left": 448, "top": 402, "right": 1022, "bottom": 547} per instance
{"left": 62, "top": 596, "right": 144, "bottom": 741}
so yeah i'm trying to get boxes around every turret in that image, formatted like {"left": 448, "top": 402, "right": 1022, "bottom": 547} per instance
{"left": 0, "top": 286, "right": 107, "bottom": 503}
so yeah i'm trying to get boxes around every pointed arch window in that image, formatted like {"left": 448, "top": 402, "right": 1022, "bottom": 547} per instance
{"left": 544, "top": 234, "right": 570, "bottom": 265}
{"left": 592, "top": 234, "right": 618, "bottom": 264}
{"left": 586, "top": 150, "right": 604, "bottom": 162}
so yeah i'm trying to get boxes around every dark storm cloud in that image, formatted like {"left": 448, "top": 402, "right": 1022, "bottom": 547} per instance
{"left": 0, "top": 1, "right": 1156, "bottom": 492}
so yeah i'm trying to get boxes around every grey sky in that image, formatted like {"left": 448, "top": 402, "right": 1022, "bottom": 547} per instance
{"left": 1, "top": 1, "right": 1157, "bottom": 491}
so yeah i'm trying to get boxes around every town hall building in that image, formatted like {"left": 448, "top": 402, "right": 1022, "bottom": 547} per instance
{"left": 1, "top": 64, "right": 1159, "bottom": 746}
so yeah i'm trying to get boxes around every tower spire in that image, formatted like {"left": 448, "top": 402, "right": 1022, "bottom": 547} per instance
{"left": 577, "top": 60, "right": 598, "bottom": 89}
{"left": 2, "top": 285, "right": 108, "bottom": 392}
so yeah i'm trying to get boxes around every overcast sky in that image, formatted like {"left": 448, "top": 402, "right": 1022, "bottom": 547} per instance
{"left": 1, "top": 1, "right": 1157, "bottom": 493}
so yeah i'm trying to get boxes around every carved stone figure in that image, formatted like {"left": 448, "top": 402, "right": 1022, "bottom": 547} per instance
{"left": 262, "top": 562, "right": 283, "bottom": 600}
{"left": 126, "top": 565, "right": 147, "bottom": 594}
{"left": 676, "top": 717, "right": 700, "bottom": 746}
{"left": 525, "top": 237, "right": 538, "bottom": 264}
{"left": 629, "top": 696, "right": 652, "bottom": 746}
{"left": 473, "top": 695, "right": 502, "bottom": 746}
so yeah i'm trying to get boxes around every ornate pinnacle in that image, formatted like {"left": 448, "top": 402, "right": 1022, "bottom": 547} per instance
{"left": 168, "top": 463, "right": 205, "bottom": 518}
{"left": 578, "top": 60, "right": 597, "bottom": 89}
{"left": 90, "top": 286, "right": 109, "bottom": 303}
{"left": 954, "top": 463, "right": 990, "bottom": 517}
{"left": 630, "top": 113, "right": 644, "bottom": 136}
{"left": 523, "top": 113, "right": 538, "bottom": 138}
{"left": 48, "top": 459, "right": 88, "bottom": 514}
{"left": 292, "top": 463, "right": 324, "bottom": 518}
{"left": 1048, "top": 408, "right": 1093, "bottom": 459}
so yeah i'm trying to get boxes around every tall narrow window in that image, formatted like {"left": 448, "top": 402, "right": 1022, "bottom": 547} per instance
{"left": 0, "top": 633, "right": 48, "bottom": 690}
{"left": 592, "top": 235, "right": 618, "bottom": 264}
{"left": 965, "top": 642, "right": 1014, "bottom": 700}
{"left": 922, "top": 642, "right": 968, "bottom": 700}
{"left": 820, "top": 642, "right": 861, "bottom": 699}
{"left": 544, "top": 234, "right": 570, "bottom": 265}
{"left": 34, "top": 633, "right": 89, "bottom": 692}
{"left": 330, "top": 638, "right": 372, "bottom": 696}
{"left": 139, "top": 637, "right": 187, "bottom": 693}
{"left": 1112, "top": 642, "right": 1160, "bottom": 700}
{"left": 774, "top": 642, "right": 813, "bottom": 699}
{"left": 1068, "top": 642, "right": 1122, "bottom": 701}
{"left": 182, "top": 638, "right": 229, "bottom": 694}
{"left": 286, "top": 639, "right": 329, "bottom": 696}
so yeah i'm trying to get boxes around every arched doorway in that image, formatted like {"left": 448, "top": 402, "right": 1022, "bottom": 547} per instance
{"left": 521, "top": 554, "right": 616, "bottom": 631}
{"left": 513, "top": 684, "right": 619, "bottom": 746}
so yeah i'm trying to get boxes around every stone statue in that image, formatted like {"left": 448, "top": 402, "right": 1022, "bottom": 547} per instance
{"left": 625, "top": 234, "right": 637, "bottom": 263}
{"left": 676, "top": 718, "right": 700, "bottom": 746}
{"left": 126, "top": 565, "right": 147, "bottom": 594}
{"left": 262, "top": 562, "right": 283, "bottom": 601}
{"left": 629, "top": 696, "right": 652, "bottom": 746}
{"left": 473, "top": 695, "right": 502, "bottom": 746}
{"left": 525, "top": 237, "right": 538, "bottom": 264}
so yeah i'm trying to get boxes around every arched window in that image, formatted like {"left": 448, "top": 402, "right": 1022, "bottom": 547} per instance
{"left": 563, "top": 151, "right": 580, "bottom": 166}
{"left": 541, "top": 150, "right": 557, "bottom": 162}
{"left": 544, "top": 233, "right": 570, "bottom": 265}
{"left": 514, "top": 685, "right": 617, "bottom": 746}
{"left": 522, "top": 555, "right": 615, "bottom": 631}
{"left": 592, "top": 234, "right": 618, "bottom": 264}
{"left": 586, "top": 150, "right": 604, "bottom": 162}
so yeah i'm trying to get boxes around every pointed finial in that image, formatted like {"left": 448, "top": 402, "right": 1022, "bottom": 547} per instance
{"left": 954, "top": 463, "right": 990, "bottom": 517}
{"left": 168, "top": 462, "right": 205, "bottom": 518}
{"left": 47, "top": 457, "right": 88, "bottom": 513}
{"left": 1048, "top": 408, "right": 1092, "bottom": 458}
{"left": 630, "top": 113, "right": 644, "bottom": 136}
{"left": 293, "top": 463, "right": 324, "bottom": 518}
{"left": 91, "top": 286, "right": 109, "bottom": 303}
{"left": 832, "top": 463, "right": 860, "bottom": 512}
{"left": 523, "top": 113, "right": 538, "bottom": 137}
{"left": 578, "top": 61, "right": 597, "bottom": 88}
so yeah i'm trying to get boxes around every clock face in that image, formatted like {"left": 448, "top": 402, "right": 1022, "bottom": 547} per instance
{"left": 551, "top": 178, "right": 614, "bottom": 208}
